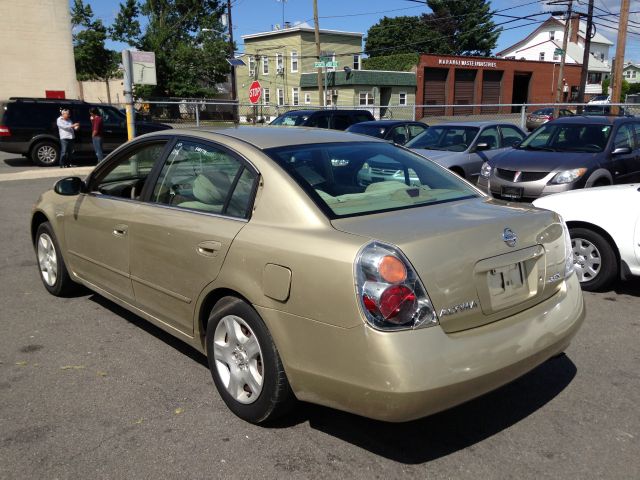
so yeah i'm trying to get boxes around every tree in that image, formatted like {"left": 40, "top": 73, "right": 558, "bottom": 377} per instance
{"left": 110, "top": 0, "right": 231, "bottom": 98}
{"left": 71, "top": 0, "right": 119, "bottom": 81}
{"left": 362, "top": 53, "right": 420, "bottom": 72}
{"left": 364, "top": 0, "right": 500, "bottom": 58}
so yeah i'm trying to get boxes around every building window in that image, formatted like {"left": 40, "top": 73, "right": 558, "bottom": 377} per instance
{"left": 263, "top": 88, "right": 270, "bottom": 105}
{"left": 587, "top": 72, "right": 602, "bottom": 84}
{"left": 304, "top": 93, "right": 311, "bottom": 104}
{"left": 292, "top": 87, "right": 299, "bottom": 106}
{"left": 633, "top": 71, "right": 637, "bottom": 79}
{"left": 600, "top": 53, "right": 605, "bottom": 61}
{"left": 325, "top": 93, "right": 332, "bottom": 107}
{"left": 276, "top": 53, "right": 283, "bottom": 73}
{"left": 277, "top": 88, "right": 284, "bottom": 106}
{"left": 262, "top": 56, "right": 269, "bottom": 75}
{"left": 359, "top": 92, "right": 374, "bottom": 106}
{"left": 549, "top": 31, "right": 555, "bottom": 40}
{"left": 353, "top": 55, "right": 361, "bottom": 70}
{"left": 399, "top": 92, "right": 407, "bottom": 106}
{"left": 290, "top": 50, "right": 298, "bottom": 72}
{"left": 248, "top": 56, "right": 255, "bottom": 76}
{"left": 539, "top": 52, "right": 545, "bottom": 61}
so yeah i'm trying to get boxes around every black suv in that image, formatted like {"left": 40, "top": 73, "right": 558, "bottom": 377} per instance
{"left": 269, "top": 109, "right": 375, "bottom": 130}
{"left": 0, "top": 98, "right": 171, "bottom": 166}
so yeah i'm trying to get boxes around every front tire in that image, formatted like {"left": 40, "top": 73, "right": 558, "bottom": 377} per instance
{"left": 31, "top": 140, "right": 60, "bottom": 167}
{"left": 35, "top": 222, "right": 76, "bottom": 296}
{"left": 205, "top": 297, "right": 294, "bottom": 424}
{"left": 569, "top": 227, "right": 617, "bottom": 291}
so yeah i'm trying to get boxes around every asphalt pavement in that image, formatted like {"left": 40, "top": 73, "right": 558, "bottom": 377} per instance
{"left": 0, "top": 152, "right": 638, "bottom": 479}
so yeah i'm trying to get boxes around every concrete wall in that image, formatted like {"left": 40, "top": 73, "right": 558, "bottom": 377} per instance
{"left": 78, "top": 78, "right": 125, "bottom": 104}
{"left": 0, "top": 0, "right": 78, "bottom": 99}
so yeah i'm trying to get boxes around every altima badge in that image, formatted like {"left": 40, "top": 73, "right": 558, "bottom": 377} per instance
{"left": 439, "top": 300, "right": 478, "bottom": 317}
{"left": 503, "top": 228, "right": 517, "bottom": 247}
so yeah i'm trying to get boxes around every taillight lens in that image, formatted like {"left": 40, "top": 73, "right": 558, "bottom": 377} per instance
{"left": 559, "top": 216, "right": 575, "bottom": 278}
{"left": 356, "top": 241, "right": 438, "bottom": 330}
{"left": 0, "top": 126, "right": 10, "bottom": 137}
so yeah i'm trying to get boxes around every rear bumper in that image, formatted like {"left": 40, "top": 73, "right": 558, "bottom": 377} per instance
{"left": 0, "top": 141, "right": 28, "bottom": 155}
{"left": 258, "top": 274, "right": 585, "bottom": 422}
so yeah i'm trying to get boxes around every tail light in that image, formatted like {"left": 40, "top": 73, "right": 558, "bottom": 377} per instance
{"left": 355, "top": 241, "right": 438, "bottom": 331}
{"left": 0, "top": 126, "right": 10, "bottom": 137}
{"left": 559, "top": 216, "right": 575, "bottom": 278}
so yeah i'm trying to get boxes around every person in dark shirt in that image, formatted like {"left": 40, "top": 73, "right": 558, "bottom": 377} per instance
{"left": 89, "top": 108, "right": 104, "bottom": 162}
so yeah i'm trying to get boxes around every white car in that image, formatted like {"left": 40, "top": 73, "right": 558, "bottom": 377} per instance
{"left": 533, "top": 184, "right": 640, "bottom": 291}
{"left": 588, "top": 94, "right": 610, "bottom": 105}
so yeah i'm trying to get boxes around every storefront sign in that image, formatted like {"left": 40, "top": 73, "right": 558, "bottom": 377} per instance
{"left": 437, "top": 58, "right": 497, "bottom": 68}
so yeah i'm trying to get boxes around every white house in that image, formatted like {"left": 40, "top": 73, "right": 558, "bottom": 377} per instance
{"left": 497, "top": 15, "right": 612, "bottom": 96}
{"left": 623, "top": 62, "right": 640, "bottom": 84}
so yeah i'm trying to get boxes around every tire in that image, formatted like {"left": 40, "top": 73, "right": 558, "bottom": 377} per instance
{"left": 31, "top": 140, "right": 60, "bottom": 167}
{"left": 35, "top": 222, "right": 77, "bottom": 296}
{"left": 205, "top": 296, "right": 294, "bottom": 424}
{"left": 569, "top": 227, "right": 617, "bottom": 291}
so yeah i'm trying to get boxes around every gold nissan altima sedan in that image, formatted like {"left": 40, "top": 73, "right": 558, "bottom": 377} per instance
{"left": 31, "top": 127, "right": 585, "bottom": 424}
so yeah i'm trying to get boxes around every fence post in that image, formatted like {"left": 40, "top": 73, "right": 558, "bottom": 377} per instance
{"left": 520, "top": 105, "right": 526, "bottom": 131}
{"left": 195, "top": 102, "right": 200, "bottom": 127}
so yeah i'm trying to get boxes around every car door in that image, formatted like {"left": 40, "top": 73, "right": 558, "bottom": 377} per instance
{"left": 609, "top": 123, "right": 639, "bottom": 183}
{"left": 98, "top": 106, "right": 128, "bottom": 152}
{"left": 467, "top": 125, "right": 502, "bottom": 180}
{"left": 63, "top": 140, "right": 169, "bottom": 301}
{"left": 128, "top": 139, "right": 258, "bottom": 335}
{"left": 407, "top": 123, "right": 427, "bottom": 142}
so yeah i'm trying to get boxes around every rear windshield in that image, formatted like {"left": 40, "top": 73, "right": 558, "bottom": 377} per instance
{"left": 347, "top": 124, "right": 388, "bottom": 138}
{"left": 264, "top": 142, "right": 478, "bottom": 219}
{"left": 519, "top": 123, "right": 612, "bottom": 152}
{"left": 270, "top": 112, "right": 311, "bottom": 126}
{"left": 532, "top": 108, "right": 553, "bottom": 115}
{"left": 405, "top": 125, "right": 479, "bottom": 151}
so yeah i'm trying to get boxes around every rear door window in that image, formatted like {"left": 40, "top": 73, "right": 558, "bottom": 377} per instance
{"left": 499, "top": 126, "right": 525, "bottom": 147}
{"left": 306, "top": 113, "right": 330, "bottom": 129}
{"left": 476, "top": 126, "right": 500, "bottom": 150}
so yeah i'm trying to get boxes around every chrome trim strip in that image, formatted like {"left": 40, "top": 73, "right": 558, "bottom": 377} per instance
{"left": 131, "top": 275, "right": 192, "bottom": 304}
{"left": 68, "top": 250, "right": 130, "bottom": 279}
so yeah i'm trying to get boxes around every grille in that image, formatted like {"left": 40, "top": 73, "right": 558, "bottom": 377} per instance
{"left": 496, "top": 168, "right": 548, "bottom": 182}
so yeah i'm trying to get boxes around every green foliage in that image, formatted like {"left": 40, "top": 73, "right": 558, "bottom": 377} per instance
{"left": 109, "top": 0, "right": 230, "bottom": 97}
{"left": 602, "top": 77, "right": 610, "bottom": 95}
{"left": 71, "top": 0, "right": 119, "bottom": 81}
{"left": 602, "top": 78, "right": 633, "bottom": 101}
{"left": 627, "top": 82, "right": 640, "bottom": 96}
{"left": 362, "top": 53, "right": 419, "bottom": 72}
{"left": 365, "top": 0, "right": 500, "bottom": 58}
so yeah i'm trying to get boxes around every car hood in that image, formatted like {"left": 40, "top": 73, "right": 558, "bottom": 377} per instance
{"left": 332, "top": 197, "right": 566, "bottom": 333}
{"left": 489, "top": 149, "right": 601, "bottom": 171}
{"left": 411, "top": 149, "right": 460, "bottom": 162}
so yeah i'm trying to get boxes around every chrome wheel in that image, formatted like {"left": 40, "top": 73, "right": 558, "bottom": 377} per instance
{"left": 37, "top": 145, "right": 57, "bottom": 164}
{"left": 213, "top": 315, "right": 264, "bottom": 404}
{"left": 37, "top": 233, "right": 58, "bottom": 286}
{"left": 572, "top": 237, "right": 601, "bottom": 282}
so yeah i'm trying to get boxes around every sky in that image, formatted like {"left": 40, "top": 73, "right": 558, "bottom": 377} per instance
{"left": 80, "top": 0, "right": 640, "bottom": 61}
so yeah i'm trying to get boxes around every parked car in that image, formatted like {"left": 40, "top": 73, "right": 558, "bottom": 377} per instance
{"left": 533, "top": 184, "right": 640, "bottom": 291}
{"left": 269, "top": 109, "right": 374, "bottom": 130}
{"left": 405, "top": 121, "right": 526, "bottom": 181}
{"left": 588, "top": 94, "right": 610, "bottom": 104}
{"left": 583, "top": 104, "right": 627, "bottom": 116}
{"left": 31, "top": 127, "right": 584, "bottom": 424}
{"left": 345, "top": 120, "right": 428, "bottom": 145}
{"left": 526, "top": 107, "right": 574, "bottom": 131}
{"left": 477, "top": 116, "right": 640, "bottom": 202}
{"left": 0, "top": 97, "right": 171, "bottom": 166}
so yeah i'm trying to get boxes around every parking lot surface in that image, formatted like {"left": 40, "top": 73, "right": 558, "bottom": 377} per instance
{"left": 1, "top": 152, "right": 639, "bottom": 479}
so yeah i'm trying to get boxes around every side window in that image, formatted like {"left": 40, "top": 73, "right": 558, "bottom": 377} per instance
{"left": 407, "top": 124, "right": 427, "bottom": 139}
{"left": 92, "top": 142, "right": 166, "bottom": 198}
{"left": 476, "top": 126, "right": 501, "bottom": 150}
{"left": 500, "top": 126, "right": 525, "bottom": 147}
{"left": 390, "top": 125, "right": 408, "bottom": 144}
{"left": 631, "top": 123, "right": 640, "bottom": 149}
{"left": 332, "top": 114, "right": 352, "bottom": 131}
{"left": 100, "top": 107, "right": 122, "bottom": 126}
{"left": 613, "top": 124, "right": 634, "bottom": 150}
{"left": 306, "top": 114, "right": 330, "bottom": 129}
{"left": 151, "top": 141, "right": 253, "bottom": 217}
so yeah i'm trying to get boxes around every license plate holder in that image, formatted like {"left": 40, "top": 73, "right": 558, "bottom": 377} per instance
{"left": 501, "top": 185, "right": 523, "bottom": 200}
{"left": 487, "top": 262, "right": 529, "bottom": 309}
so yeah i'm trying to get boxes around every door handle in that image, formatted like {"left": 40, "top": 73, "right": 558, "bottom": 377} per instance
{"left": 197, "top": 241, "right": 222, "bottom": 257}
{"left": 113, "top": 224, "right": 128, "bottom": 237}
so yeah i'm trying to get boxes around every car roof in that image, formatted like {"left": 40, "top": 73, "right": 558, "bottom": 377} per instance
{"left": 429, "top": 121, "right": 505, "bottom": 127}
{"left": 552, "top": 115, "right": 629, "bottom": 124}
{"left": 144, "top": 125, "right": 386, "bottom": 150}
{"left": 276, "top": 109, "right": 372, "bottom": 116}
{"left": 348, "top": 120, "right": 422, "bottom": 127}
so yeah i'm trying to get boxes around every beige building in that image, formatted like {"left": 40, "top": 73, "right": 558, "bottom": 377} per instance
{"left": 0, "top": 0, "right": 78, "bottom": 100}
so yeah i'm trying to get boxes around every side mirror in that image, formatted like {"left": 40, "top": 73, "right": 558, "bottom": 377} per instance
{"left": 54, "top": 177, "right": 85, "bottom": 196}
{"left": 612, "top": 146, "right": 632, "bottom": 155}
{"left": 475, "top": 142, "right": 490, "bottom": 151}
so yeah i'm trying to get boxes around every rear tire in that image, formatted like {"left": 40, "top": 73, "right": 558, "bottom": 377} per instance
{"left": 35, "top": 222, "right": 77, "bottom": 296}
{"left": 31, "top": 140, "right": 60, "bottom": 167}
{"left": 569, "top": 227, "right": 617, "bottom": 291}
{"left": 205, "top": 296, "right": 295, "bottom": 424}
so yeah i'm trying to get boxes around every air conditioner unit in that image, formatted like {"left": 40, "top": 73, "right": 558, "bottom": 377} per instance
{"left": 277, "top": 67, "right": 284, "bottom": 74}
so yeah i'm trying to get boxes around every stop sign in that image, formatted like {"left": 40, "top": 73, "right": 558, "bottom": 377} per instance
{"left": 248, "top": 80, "right": 262, "bottom": 104}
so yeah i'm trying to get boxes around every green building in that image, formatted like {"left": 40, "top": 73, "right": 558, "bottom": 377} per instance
{"left": 236, "top": 23, "right": 416, "bottom": 121}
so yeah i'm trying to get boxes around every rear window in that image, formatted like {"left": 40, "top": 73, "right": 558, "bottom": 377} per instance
{"left": 406, "top": 125, "right": 479, "bottom": 151}
{"left": 532, "top": 108, "right": 553, "bottom": 115}
{"left": 270, "top": 112, "right": 311, "bottom": 126}
{"left": 347, "top": 124, "right": 388, "bottom": 138}
{"left": 265, "top": 142, "right": 478, "bottom": 219}
{"left": 5, "top": 103, "right": 59, "bottom": 127}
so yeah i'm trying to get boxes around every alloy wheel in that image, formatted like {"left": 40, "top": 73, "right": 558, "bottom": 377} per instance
{"left": 37, "top": 233, "right": 58, "bottom": 286}
{"left": 37, "top": 145, "right": 57, "bottom": 164}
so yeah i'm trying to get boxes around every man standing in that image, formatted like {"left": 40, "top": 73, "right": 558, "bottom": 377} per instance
{"left": 89, "top": 108, "right": 104, "bottom": 162}
{"left": 56, "top": 109, "right": 79, "bottom": 168}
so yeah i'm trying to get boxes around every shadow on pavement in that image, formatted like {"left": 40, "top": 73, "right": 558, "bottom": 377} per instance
{"left": 3, "top": 156, "right": 97, "bottom": 168}
{"left": 613, "top": 277, "right": 640, "bottom": 297}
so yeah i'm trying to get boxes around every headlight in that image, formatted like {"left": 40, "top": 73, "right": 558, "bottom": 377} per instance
{"left": 355, "top": 241, "right": 438, "bottom": 331}
{"left": 480, "top": 162, "right": 492, "bottom": 178}
{"left": 560, "top": 216, "right": 574, "bottom": 278}
{"left": 549, "top": 168, "right": 587, "bottom": 184}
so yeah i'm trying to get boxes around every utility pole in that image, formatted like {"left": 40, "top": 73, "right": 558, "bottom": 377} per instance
{"left": 313, "top": 0, "right": 324, "bottom": 107}
{"left": 122, "top": 49, "right": 136, "bottom": 140}
{"left": 555, "top": 0, "right": 573, "bottom": 116}
{"left": 227, "top": 0, "right": 238, "bottom": 123}
{"left": 611, "top": 0, "right": 630, "bottom": 114}
{"left": 577, "top": 0, "right": 594, "bottom": 109}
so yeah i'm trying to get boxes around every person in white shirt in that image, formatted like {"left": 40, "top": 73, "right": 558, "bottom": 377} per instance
{"left": 56, "top": 109, "right": 80, "bottom": 168}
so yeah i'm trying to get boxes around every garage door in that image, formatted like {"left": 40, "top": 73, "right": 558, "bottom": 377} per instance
{"left": 454, "top": 69, "right": 476, "bottom": 115}
{"left": 423, "top": 68, "right": 448, "bottom": 116}
{"left": 481, "top": 70, "right": 503, "bottom": 113}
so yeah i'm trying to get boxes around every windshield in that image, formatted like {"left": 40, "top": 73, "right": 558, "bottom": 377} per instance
{"left": 265, "top": 142, "right": 478, "bottom": 219}
{"left": 347, "top": 124, "right": 388, "bottom": 138}
{"left": 270, "top": 112, "right": 311, "bottom": 126}
{"left": 519, "top": 123, "right": 612, "bottom": 152}
{"left": 405, "top": 125, "right": 479, "bottom": 151}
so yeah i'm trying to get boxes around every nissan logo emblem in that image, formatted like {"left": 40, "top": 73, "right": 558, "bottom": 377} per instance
{"left": 503, "top": 228, "right": 517, "bottom": 247}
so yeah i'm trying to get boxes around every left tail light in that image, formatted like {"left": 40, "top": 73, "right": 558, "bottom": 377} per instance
{"left": 0, "top": 126, "right": 10, "bottom": 137}
{"left": 355, "top": 241, "right": 438, "bottom": 331}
